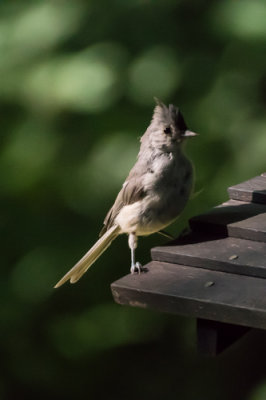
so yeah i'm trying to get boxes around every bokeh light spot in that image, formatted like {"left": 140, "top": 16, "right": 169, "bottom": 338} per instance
{"left": 0, "top": 119, "right": 60, "bottom": 194}
{"left": 54, "top": 58, "right": 115, "bottom": 112}
{"left": 61, "top": 132, "right": 139, "bottom": 215}
{"left": 10, "top": 247, "right": 61, "bottom": 303}
{"left": 49, "top": 304, "right": 164, "bottom": 359}
{"left": 11, "top": 2, "right": 84, "bottom": 56}
{"left": 128, "top": 46, "right": 181, "bottom": 105}
{"left": 212, "top": 0, "right": 266, "bottom": 40}
{"left": 249, "top": 382, "right": 266, "bottom": 400}
{"left": 24, "top": 43, "right": 128, "bottom": 112}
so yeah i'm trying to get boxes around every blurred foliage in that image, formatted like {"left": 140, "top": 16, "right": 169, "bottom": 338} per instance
{"left": 1, "top": 0, "right": 266, "bottom": 399}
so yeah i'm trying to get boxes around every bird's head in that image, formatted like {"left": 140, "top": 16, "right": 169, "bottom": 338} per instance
{"left": 143, "top": 99, "right": 198, "bottom": 152}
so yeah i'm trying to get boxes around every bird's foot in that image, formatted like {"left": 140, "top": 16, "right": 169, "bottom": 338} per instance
{"left": 130, "top": 262, "right": 142, "bottom": 274}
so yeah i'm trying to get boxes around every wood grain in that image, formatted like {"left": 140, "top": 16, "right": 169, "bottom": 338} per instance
{"left": 228, "top": 175, "right": 266, "bottom": 203}
{"left": 151, "top": 235, "right": 266, "bottom": 278}
{"left": 111, "top": 261, "right": 266, "bottom": 330}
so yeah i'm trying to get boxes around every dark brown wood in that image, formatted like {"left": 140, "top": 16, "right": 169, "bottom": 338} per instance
{"left": 228, "top": 174, "right": 266, "bottom": 204}
{"left": 151, "top": 235, "right": 266, "bottom": 279}
{"left": 111, "top": 173, "right": 266, "bottom": 354}
{"left": 111, "top": 261, "right": 266, "bottom": 330}
{"left": 197, "top": 319, "right": 250, "bottom": 356}
{"left": 190, "top": 200, "right": 266, "bottom": 242}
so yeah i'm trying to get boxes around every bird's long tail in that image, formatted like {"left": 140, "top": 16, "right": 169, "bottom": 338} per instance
{"left": 54, "top": 225, "right": 121, "bottom": 288}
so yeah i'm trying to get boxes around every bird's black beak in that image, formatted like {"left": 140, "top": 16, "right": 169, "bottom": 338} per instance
{"left": 182, "top": 130, "right": 198, "bottom": 138}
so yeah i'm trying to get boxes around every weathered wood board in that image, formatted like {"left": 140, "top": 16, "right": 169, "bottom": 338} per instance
{"left": 111, "top": 261, "right": 266, "bottom": 330}
{"left": 111, "top": 173, "right": 266, "bottom": 353}
{"left": 228, "top": 174, "right": 266, "bottom": 204}
{"left": 190, "top": 200, "right": 266, "bottom": 242}
{"left": 151, "top": 235, "right": 266, "bottom": 279}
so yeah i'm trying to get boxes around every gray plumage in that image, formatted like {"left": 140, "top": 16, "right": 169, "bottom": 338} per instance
{"left": 54, "top": 100, "right": 197, "bottom": 288}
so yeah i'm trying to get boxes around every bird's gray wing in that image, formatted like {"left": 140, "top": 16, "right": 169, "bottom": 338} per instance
{"left": 99, "top": 175, "right": 146, "bottom": 237}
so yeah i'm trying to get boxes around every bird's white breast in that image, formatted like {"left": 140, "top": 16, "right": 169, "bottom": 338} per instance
{"left": 116, "top": 150, "right": 193, "bottom": 236}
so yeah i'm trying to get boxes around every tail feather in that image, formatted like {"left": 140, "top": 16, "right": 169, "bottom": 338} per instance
{"left": 54, "top": 225, "right": 120, "bottom": 288}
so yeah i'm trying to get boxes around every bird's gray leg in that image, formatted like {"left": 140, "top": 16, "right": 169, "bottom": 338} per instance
{"left": 128, "top": 233, "right": 142, "bottom": 274}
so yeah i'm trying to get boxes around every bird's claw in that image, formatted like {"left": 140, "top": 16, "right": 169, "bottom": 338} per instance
{"left": 130, "top": 262, "right": 142, "bottom": 274}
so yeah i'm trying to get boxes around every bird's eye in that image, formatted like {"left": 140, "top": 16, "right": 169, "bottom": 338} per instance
{"left": 164, "top": 126, "right": 171, "bottom": 134}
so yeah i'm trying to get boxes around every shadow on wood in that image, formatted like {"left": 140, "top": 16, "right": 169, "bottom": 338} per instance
{"left": 197, "top": 319, "right": 250, "bottom": 356}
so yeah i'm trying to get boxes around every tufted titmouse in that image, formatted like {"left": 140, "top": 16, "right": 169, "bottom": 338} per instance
{"left": 54, "top": 100, "right": 197, "bottom": 288}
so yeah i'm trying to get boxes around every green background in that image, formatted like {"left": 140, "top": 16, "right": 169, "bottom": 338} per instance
{"left": 1, "top": 0, "right": 266, "bottom": 399}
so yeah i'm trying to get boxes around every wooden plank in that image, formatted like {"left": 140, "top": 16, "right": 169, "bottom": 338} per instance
{"left": 190, "top": 199, "right": 266, "bottom": 242}
{"left": 197, "top": 319, "right": 250, "bottom": 356}
{"left": 151, "top": 235, "right": 266, "bottom": 279}
{"left": 228, "top": 174, "right": 266, "bottom": 203}
{"left": 111, "top": 261, "right": 266, "bottom": 330}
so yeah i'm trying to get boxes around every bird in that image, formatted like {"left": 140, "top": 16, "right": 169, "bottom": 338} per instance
{"left": 54, "top": 99, "right": 197, "bottom": 288}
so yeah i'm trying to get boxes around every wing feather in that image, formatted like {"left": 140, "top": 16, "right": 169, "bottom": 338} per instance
{"left": 99, "top": 176, "right": 146, "bottom": 236}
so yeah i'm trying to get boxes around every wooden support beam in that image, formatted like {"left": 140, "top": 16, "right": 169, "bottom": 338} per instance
{"left": 197, "top": 319, "right": 250, "bottom": 356}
